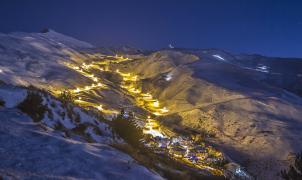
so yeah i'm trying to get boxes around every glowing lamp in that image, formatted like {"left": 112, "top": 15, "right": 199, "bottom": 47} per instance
{"left": 160, "top": 107, "right": 169, "bottom": 113}
{"left": 153, "top": 112, "right": 162, "bottom": 116}
{"left": 74, "top": 88, "right": 81, "bottom": 93}
{"left": 93, "top": 77, "right": 98, "bottom": 82}
{"left": 97, "top": 105, "right": 103, "bottom": 111}
{"left": 153, "top": 101, "right": 159, "bottom": 107}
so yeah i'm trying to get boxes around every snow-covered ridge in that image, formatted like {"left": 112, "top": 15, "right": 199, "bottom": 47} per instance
{"left": 0, "top": 30, "right": 95, "bottom": 89}
{"left": 38, "top": 29, "right": 94, "bottom": 49}
{"left": 212, "top": 54, "right": 226, "bottom": 61}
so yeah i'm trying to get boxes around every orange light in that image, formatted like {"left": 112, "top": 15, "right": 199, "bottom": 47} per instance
{"left": 73, "top": 88, "right": 81, "bottom": 93}
{"left": 93, "top": 77, "right": 98, "bottom": 82}
{"left": 160, "top": 107, "right": 169, "bottom": 113}
{"left": 97, "top": 105, "right": 103, "bottom": 111}
{"left": 153, "top": 101, "right": 159, "bottom": 107}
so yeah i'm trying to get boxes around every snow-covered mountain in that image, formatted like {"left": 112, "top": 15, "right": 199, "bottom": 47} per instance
{"left": 110, "top": 49, "right": 302, "bottom": 179}
{"left": 0, "top": 30, "right": 301, "bottom": 180}
{"left": 0, "top": 31, "right": 164, "bottom": 180}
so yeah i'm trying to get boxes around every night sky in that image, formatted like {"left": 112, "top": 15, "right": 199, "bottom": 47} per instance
{"left": 0, "top": 0, "right": 302, "bottom": 57}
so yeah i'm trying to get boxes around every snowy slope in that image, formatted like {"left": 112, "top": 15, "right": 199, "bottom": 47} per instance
{"left": 0, "top": 83, "right": 163, "bottom": 180}
{"left": 0, "top": 110, "right": 162, "bottom": 180}
{"left": 0, "top": 30, "right": 93, "bottom": 90}
{"left": 37, "top": 29, "right": 94, "bottom": 49}
{"left": 0, "top": 84, "right": 27, "bottom": 108}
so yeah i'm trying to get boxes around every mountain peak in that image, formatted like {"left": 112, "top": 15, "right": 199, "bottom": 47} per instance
{"left": 37, "top": 29, "right": 94, "bottom": 49}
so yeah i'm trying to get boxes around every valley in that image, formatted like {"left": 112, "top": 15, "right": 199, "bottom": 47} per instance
{"left": 58, "top": 54, "right": 236, "bottom": 178}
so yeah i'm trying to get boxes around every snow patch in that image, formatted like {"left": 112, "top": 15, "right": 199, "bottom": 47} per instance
{"left": 213, "top": 54, "right": 226, "bottom": 61}
{"left": 0, "top": 85, "right": 27, "bottom": 108}
{"left": 255, "top": 64, "right": 270, "bottom": 73}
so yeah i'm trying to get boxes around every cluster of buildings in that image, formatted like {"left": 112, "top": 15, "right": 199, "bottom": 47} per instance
{"left": 143, "top": 131, "right": 225, "bottom": 175}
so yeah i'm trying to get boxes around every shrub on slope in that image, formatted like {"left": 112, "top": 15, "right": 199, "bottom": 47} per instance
{"left": 17, "top": 91, "right": 47, "bottom": 122}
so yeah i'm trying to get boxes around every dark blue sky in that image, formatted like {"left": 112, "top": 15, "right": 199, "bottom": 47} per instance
{"left": 0, "top": 0, "right": 302, "bottom": 57}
